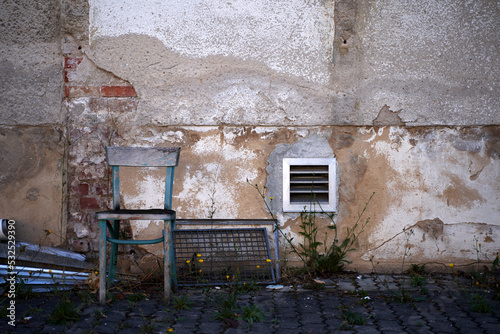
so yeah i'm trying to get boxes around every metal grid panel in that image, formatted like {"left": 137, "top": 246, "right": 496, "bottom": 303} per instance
{"left": 173, "top": 228, "right": 275, "bottom": 286}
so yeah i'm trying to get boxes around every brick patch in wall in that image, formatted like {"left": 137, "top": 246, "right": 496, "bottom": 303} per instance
{"left": 80, "top": 197, "right": 101, "bottom": 210}
{"left": 65, "top": 57, "right": 83, "bottom": 69}
{"left": 74, "top": 183, "right": 89, "bottom": 196}
{"left": 65, "top": 85, "right": 138, "bottom": 98}
{"left": 101, "top": 85, "right": 137, "bottom": 97}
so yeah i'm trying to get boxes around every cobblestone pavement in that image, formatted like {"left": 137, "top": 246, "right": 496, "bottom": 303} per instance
{"left": 2, "top": 274, "right": 499, "bottom": 333}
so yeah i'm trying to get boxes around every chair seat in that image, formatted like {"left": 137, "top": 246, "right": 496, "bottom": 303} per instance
{"left": 96, "top": 209, "right": 176, "bottom": 220}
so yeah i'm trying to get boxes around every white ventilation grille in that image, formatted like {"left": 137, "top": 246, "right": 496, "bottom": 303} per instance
{"left": 283, "top": 158, "right": 337, "bottom": 212}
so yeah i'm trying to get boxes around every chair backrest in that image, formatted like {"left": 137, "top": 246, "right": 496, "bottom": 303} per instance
{"left": 105, "top": 147, "right": 181, "bottom": 210}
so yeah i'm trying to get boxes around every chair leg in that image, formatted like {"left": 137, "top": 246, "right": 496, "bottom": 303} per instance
{"left": 170, "top": 219, "right": 178, "bottom": 291}
{"left": 163, "top": 221, "right": 171, "bottom": 300}
{"left": 99, "top": 219, "right": 107, "bottom": 305}
{"left": 107, "top": 220, "right": 120, "bottom": 286}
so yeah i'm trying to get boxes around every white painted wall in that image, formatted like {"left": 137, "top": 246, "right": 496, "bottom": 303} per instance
{"left": 89, "top": 0, "right": 334, "bottom": 84}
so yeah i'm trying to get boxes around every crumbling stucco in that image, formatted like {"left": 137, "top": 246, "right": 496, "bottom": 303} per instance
{"left": 1, "top": 0, "right": 499, "bottom": 273}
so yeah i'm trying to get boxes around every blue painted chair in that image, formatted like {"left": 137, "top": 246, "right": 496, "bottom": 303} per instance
{"left": 95, "top": 146, "right": 180, "bottom": 305}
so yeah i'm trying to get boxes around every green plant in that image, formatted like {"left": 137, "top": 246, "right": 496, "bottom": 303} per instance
{"left": 139, "top": 320, "right": 157, "bottom": 334}
{"left": 48, "top": 299, "right": 80, "bottom": 325}
{"left": 241, "top": 304, "right": 266, "bottom": 324}
{"left": 128, "top": 292, "right": 147, "bottom": 302}
{"left": 172, "top": 294, "right": 193, "bottom": 310}
{"left": 470, "top": 293, "right": 492, "bottom": 313}
{"left": 340, "top": 309, "right": 366, "bottom": 326}
{"left": 213, "top": 292, "right": 239, "bottom": 323}
{"left": 248, "top": 179, "right": 374, "bottom": 276}
{"left": 410, "top": 274, "right": 427, "bottom": 288}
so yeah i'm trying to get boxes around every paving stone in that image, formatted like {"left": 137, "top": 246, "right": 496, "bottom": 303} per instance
{"left": 274, "top": 329, "right": 304, "bottom": 334}
{"left": 5, "top": 274, "right": 499, "bottom": 334}
{"left": 376, "top": 320, "right": 404, "bottom": 332}
{"left": 302, "top": 323, "right": 327, "bottom": 333}
{"left": 41, "top": 324, "right": 67, "bottom": 333}
{"left": 337, "top": 280, "right": 357, "bottom": 292}
{"left": 481, "top": 322, "right": 500, "bottom": 334}
{"left": 404, "top": 325, "right": 434, "bottom": 334}
{"left": 251, "top": 322, "right": 277, "bottom": 332}
{"left": 427, "top": 321, "right": 458, "bottom": 333}
{"left": 95, "top": 322, "right": 119, "bottom": 333}
{"left": 276, "top": 317, "right": 301, "bottom": 329}
{"left": 300, "top": 313, "right": 324, "bottom": 323}
{"left": 197, "top": 322, "right": 223, "bottom": 334}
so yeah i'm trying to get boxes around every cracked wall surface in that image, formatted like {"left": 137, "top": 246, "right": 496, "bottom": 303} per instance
{"left": 1, "top": 0, "right": 499, "bottom": 272}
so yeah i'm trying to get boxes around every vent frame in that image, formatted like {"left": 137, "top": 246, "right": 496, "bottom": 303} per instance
{"left": 283, "top": 158, "right": 337, "bottom": 212}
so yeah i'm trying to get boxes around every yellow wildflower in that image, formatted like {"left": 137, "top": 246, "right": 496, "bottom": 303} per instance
{"left": 168, "top": 328, "right": 174, "bottom": 332}
{"left": 199, "top": 259, "right": 204, "bottom": 263}
{"left": 270, "top": 197, "right": 274, "bottom": 200}
{"left": 478, "top": 243, "right": 481, "bottom": 247}
{"left": 197, "top": 254, "right": 201, "bottom": 257}
{"left": 226, "top": 275, "right": 230, "bottom": 279}
{"left": 94, "top": 271, "right": 99, "bottom": 275}
{"left": 256, "top": 265, "right": 260, "bottom": 268}
{"left": 49, "top": 270, "right": 52, "bottom": 273}
{"left": 266, "top": 259, "right": 271, "bottom": 263}
{"left": 449, "top": 263, "right": 454, "bottom": 268}
{"left": 199, "top": 269, "right": 202, "bottom": 273}
{"left": 186, "top": 260, "right": 191, "bottom": 264}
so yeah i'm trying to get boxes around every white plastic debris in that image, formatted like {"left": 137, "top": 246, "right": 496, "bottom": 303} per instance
{"left": 266, "top": 284, "right": 284, "bottom": 290}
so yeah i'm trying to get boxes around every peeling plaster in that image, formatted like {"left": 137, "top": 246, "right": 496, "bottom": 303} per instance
{"left": 89, "top": 0, "right": 335, "bottom": 85}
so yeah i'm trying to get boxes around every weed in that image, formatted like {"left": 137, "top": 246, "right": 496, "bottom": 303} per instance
{"left": 213, "top": 292, "right": 239, "bottom": 323}
{"left": 128, "top": 292, "right": 147, "bottom": 302}
{"left": 14, "top": 276, "right": 37, "bottom": 300}
{"left": 139, "top": 321, "right": 156, "bottom": 334}
{"left": 340, "top": 309, "right": 366, "bottom": 325}
{"left": 410, "top": 274, "right": 427, "bottom": 287}
{"left": 48, "top": 299, "right": 80, "bottom": 325}
{"left": 470, "top": 293, "right": 492, "bottom": 313}
{"left": 409, "top": 264, "right": 426, "bottom": 275}
{"left": 249, "top": 179, "right": 374, "bottom": 276}
{"left": 241, "top": 304, "right": 266, "bottom": 324}
{"left": 172, "top": 294, "right": 193, "bottom": 310}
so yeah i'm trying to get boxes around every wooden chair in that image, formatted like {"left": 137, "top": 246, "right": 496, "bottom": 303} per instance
{"left": 95, "top": 146, "right": 180, "bottom": 305}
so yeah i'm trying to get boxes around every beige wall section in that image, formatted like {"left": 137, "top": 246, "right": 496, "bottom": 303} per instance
{"left": 109, "top": 126, "right": 499, "bottom": 272}
{"left": 0, "top": 127, "right": 66, "bottom": 245}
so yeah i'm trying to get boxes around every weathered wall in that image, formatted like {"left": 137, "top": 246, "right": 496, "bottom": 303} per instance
{"left": 0, "top": 0, "right": 65, "bottom": 245}
{"left": 2, "top": 0, "right": 499, "bottom": 272}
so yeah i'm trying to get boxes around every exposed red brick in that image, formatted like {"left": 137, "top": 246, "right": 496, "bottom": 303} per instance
{"left": 94, "top": 184, "right": 109, "bottom": 196}
{"left": 80, "top": 197, "right": 101, "bottom": 210}
{"left": 65, "top": 57, "right": 83, "bottom": 69}
{"left": 65, "top": 86, "right": 100, "bottom": 98}
{"left": 101, "top": 86, "right": 137, "bottom": 97}
{"left": 75, "top": 183, "right": 89, "bottom": 196}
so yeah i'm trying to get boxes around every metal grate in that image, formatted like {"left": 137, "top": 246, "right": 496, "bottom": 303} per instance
{"left": 173, "top": 228, "right": 275, "bottom": 286}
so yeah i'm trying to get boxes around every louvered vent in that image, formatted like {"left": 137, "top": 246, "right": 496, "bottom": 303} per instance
{"left": 283, "top": 158, "right": 337, "bottom": 212}
{"left": 290, "top": 165, "right": 329, "bottom": 204}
